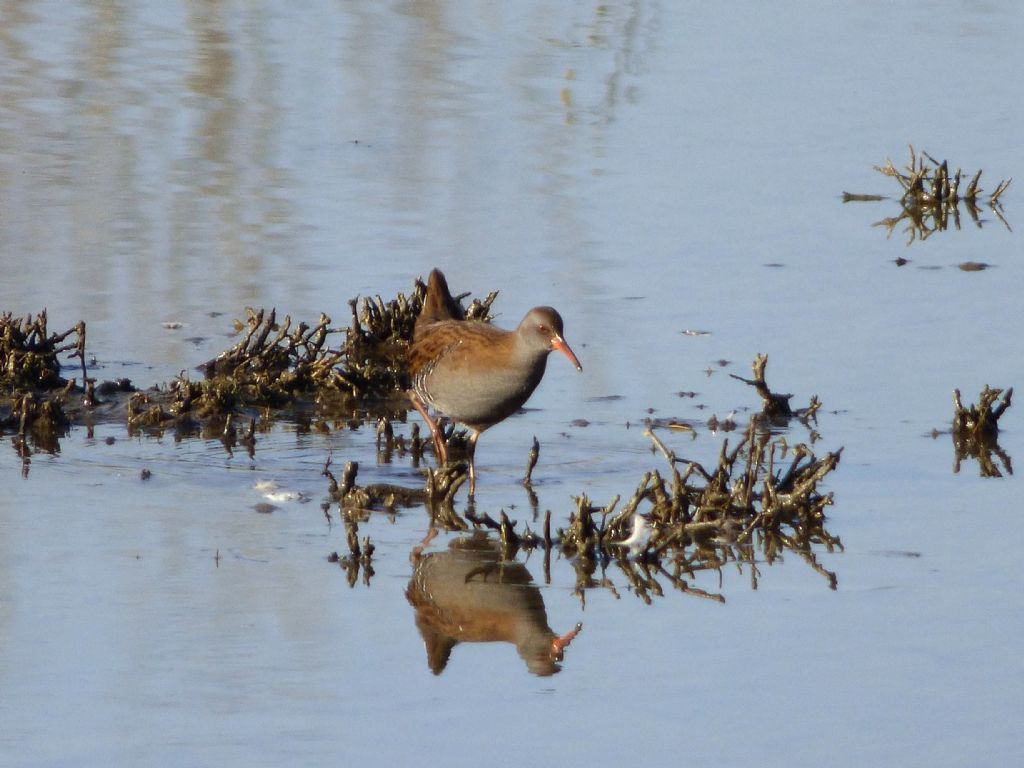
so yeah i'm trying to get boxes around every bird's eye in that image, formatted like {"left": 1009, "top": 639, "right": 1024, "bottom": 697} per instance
{"left": 537, "top": 324, "right": 548, "bottom": 334}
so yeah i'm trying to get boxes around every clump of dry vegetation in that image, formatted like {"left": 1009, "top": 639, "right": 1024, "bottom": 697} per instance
{"left": 555, "top": 422, "right": 842, "bottom": 602}
{"left": 843, "top": 145, "right": 1011, "bottom": 244}
{"left": 2, "top": 276, "right": 496, "bottom": 460}
{"left": 154, "top": 281, "right": 497, "bottom": 430}
{"left": 0, "top": 311, "right": 86, "bottom": 391}
{"left": 0, "top": 312, "right": 90, "bottom": 462}
{"left": 169, "top": 291, "right": 425, "bottom": 424}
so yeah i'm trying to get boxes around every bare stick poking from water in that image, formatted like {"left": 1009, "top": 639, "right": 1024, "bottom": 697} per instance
{"left": 523, "top": 436, "right": 540, "bottom": 486}
{"left": 729, "top": 353, "right": 794, "bottom": 417}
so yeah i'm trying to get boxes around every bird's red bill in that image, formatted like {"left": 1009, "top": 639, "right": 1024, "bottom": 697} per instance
{"left": 552, "top": 336, "right": 583, "bottom": 372}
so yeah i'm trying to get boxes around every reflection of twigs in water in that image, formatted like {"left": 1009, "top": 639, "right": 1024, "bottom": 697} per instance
{"left": 424, "top": 464, "right": 470, "bottom": 529}
{"left": 871, "top": 197, "right": 995, "bottom": 245}
{"left": 323, "top": 454, "right": 452, "bottom": 587}
{"left": 326, "top": 514, "right": 376, "bottom": 588}
{"left": 952, "top": 386, "right": 1013, "bottom": 478}
{"left": 322, "top": 457, "right": 377, "bottom": 586}
{"left": 953, "top": 437, "right": 1013, "bottom": 478}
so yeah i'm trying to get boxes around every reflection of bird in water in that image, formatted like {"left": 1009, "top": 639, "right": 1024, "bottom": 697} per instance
{"left": 407, "top": 268, "right": 582, "bottom": 497}
{"left": 615, "top": 513, "right": 650, "bottom": 557}
{"left": 407, "top": 531, "right": 581, "bottom": 676}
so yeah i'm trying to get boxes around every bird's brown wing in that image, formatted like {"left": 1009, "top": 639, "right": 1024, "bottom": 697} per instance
{"left": 408, "top": 320, "right": 508, "bottom": 378}
{"left": 414, "top": 269, "right": 466, "bottom": 340}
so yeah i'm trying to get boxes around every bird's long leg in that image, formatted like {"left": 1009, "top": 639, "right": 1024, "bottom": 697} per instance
{"left": 466, "top": 430, "right": 480, "bottom": 497}
{"left": 408, "top": 391, "right": 448, "bottom": 466}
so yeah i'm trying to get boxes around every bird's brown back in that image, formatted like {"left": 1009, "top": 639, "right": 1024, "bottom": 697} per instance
{"left": 408, "top": 319, "right": 513, "bottom": 378}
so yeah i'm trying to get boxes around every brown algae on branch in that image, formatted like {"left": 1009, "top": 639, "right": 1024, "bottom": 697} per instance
{"left": 199, "top": 308, "right": 345, "bottom": 399}
{"left": 729, "top": 353, "right": 796, "bottom": 417}
{"left": 844, "top": 145, "right": 1012, "bottom": 244}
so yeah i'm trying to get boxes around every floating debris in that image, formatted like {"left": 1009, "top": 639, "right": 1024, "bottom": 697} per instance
{"left": 953, "top": 385, "right": 1011, "bottom": 441}
{"left": 255, "top": 479, "right": 310, "bottom": 504}
{"left": 706, "top": 412, "right": 737, "bottom": 432}
{"left": 952, "top": 385, "right": 1013, "bottom": 478}
{"left": 666, "top": 420, "right": 697, "bottom": 433}
{"left": 322, "top": 455, "right": 425, "bottom": 517}
{"left": 841, "top": 193, "right": 886, "bottom": 202}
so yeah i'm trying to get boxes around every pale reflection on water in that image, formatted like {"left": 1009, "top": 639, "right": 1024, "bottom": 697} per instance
{"left": 2, "top": 1, "right": 1023, "bottom": 766}
{"left": 0, "top": 2, "right": 655, "bottom": 384}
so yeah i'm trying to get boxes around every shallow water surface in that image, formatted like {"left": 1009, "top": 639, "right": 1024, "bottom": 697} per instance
{"left": 2, "top": 1, "right": 1023, "bottom": 766}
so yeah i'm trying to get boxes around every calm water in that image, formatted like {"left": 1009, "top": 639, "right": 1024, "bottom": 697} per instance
{"left": 2, "top": 1, "right": 1022, "bottom": 766}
